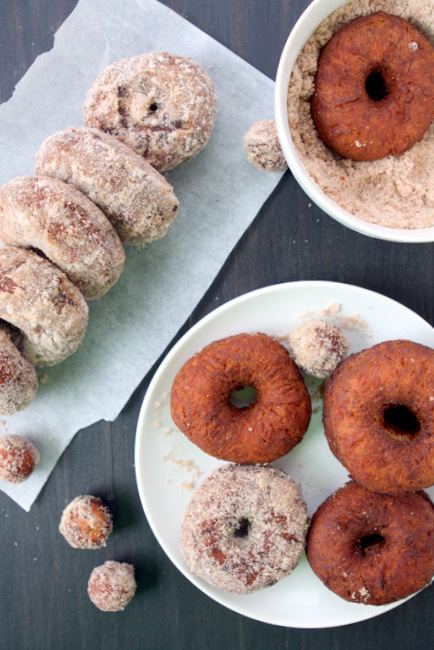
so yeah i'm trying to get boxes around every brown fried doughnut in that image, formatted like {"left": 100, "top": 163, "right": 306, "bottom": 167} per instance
{"left": 306, "top": 481, "right": 434, "bottom": 605}
{"left": 171, "top": 332, "right": 312, "bottom": 464}
{"left": 0, "top": 323, "right": 38, "bottom": 415}
{"left": 323, "top": 339, "right": 434, "bottom": 493}
{"left": 0, "top": 175, "right": 125, "bottom": 299}
{"left": 35, "top": 127, "right": 179, "bottom": 246}
{"left": 311, "top": 12, "right": 434, "bottom": 161}
{"left": 181, "top": 464, "right": 309, "bottom": 594}
{"left": 0, "top": 247, "right": 88, "bottom": 366}
{"left": 83, "top": 51, "right": 217, "bottom": 171}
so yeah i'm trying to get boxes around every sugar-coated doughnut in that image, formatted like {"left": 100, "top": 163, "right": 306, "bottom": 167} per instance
{"left": 0, "top": 175, "right": 125, "bottom": 299}
{"left": 0, "top": 434, "right": 40, "bottom": 483}
{"left": 87, "top": 561, "right": 136, "bottom": 611}
{"left": 306, "top": 481, "right": 434, "bottom": 605}
{"left": 0, "top": 324, "right": 38, "bottom": 415}
{"left": 286, "top": 319, "right": 349, "bottom": 378}
{"left": 35, "top": 126, "right": 180, "bottom": 246}
{"left": 323, "top": 339, "right": 434, "bottom": 493}
{"left": 311, "top": 12, "right": 434, "bottom": 161}
{"left": 0, "top": 247, "right": 88, "bottom": 366}
{"left": 181, "top": 464, "right": 309, "bottom": 594}
{"left": 83, "top": 51, "right": 217, "bottom": 171}
{"left": 59, "top": 495, "right": 113, "bottom": 549}
{"left": 171, "top": 333, "right": 312, "bottom": 464}
{"left": 243, "top": 119, "right": 288, "bottom": 172}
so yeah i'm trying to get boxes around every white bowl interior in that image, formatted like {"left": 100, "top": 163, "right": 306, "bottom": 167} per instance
{"left": 275, "top": 0, "right": 434, "bottom": 243}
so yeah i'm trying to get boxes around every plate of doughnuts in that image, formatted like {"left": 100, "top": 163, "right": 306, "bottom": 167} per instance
{"left": 135, "top": 280, "right": 434, "bottom": 628}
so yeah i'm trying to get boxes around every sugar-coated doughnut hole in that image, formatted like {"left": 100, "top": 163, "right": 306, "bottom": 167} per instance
{"left": 243, "top": 119, "right": 288, "bottom": 172}
{"left": 87, "top": 561, "right": 136, "bottom": 612}
{"left": 287, "top": 319, "right": 349, "bottom": 378}
{"left": 59, "top": 495, "right": 113, "bottom": 549}
{"left": 0, "top": 434, "right": 40, "bottom": 483}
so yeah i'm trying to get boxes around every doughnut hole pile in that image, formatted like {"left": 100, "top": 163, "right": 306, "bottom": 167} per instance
{"left": 0, "top": 434, "right": 39, "bottom": 483}
{"left": 0, "top": 50, "right": 217, "bottom": 416}
{"left": 306, "top": 339, "right": 434, "bottom": 605}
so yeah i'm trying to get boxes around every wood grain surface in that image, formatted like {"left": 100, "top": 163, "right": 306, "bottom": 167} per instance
{"left": 0, "top": 1, "right": 433, "bottom": 649}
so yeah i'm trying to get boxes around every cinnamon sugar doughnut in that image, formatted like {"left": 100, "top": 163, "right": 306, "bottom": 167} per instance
{"left": 181, "top": 464, "right": 309, "bottom": 594}
{"left": 0, "top": 175, "right": 125, "bottom": 299}
{"left": 243, "top": 119, "right": 288, "bottom": 172}
{"left": 35, "top": 127, "right": 179, "bottom": 246}
{"left": 0, "top": 434, "right": 40, "bottom": 483}
{"left": 323, "top": 339, "right": 434, "bottom": 493}
{"left": 286, "top": 319, "right": 349, "bottom": 378}
{"left": 59, "top": 494, "right": 113, "bottom": 549}
{"left": 83, "top": 51, "right": 217, "bottom": 171}
{"left": 171, "top": 333, "right": 312, "bottom": 464}
{"left": 311, "top": 12, "right": 434, "bottom": 161}
{"left": 306, "top": 481, "right": 434, "bottom": 605}
{"left": 0, "top": 323, "right": 38, "bottom": 415}
{"left": 88, "top": 561, "right": 136, "bottom": 611}
{"left": 0, "top": 247, "right": 88, "bottom": 366}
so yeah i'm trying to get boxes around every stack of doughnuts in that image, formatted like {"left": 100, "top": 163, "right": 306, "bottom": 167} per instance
{"left": 0, "top": 51, "right": 217, "bottom": 416}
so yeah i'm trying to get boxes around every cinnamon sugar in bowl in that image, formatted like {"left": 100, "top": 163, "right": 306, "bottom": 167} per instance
{"left": 275, "top": 0, "right": 434, "bottom": 243}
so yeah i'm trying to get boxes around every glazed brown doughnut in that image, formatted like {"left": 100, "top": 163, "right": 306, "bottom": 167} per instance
{"left": 0, "top": 247, "right": 88, "bottom": 366}
{"left": 323, "top": 339, "right": 434, "bottom": 493}
{"left": 306, "top": 481, "right": 434, "bottom": 605}
{"left": 171, "top": 332, "right": 312, "bottom": 464}
{"left": 0, "top": 323, "right": 38, "bottom": 415}
{"left": 0, "top": 175, "right": 125, "bottom": 299}
{"left": 35, "top": 126, "right": 180, "bottom": 246}
{"left": 181, "top": 464, "right": 309, "bottom": 594}
{"left": 83, "top": 51, "right": 217, "bottom": 171}
{"left": 311, "top": 12, "right": 434, "bottom": 161}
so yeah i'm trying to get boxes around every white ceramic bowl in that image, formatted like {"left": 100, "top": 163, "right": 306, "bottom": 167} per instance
{"left": 275, "top": 0, "right": 434, "bottom": 243}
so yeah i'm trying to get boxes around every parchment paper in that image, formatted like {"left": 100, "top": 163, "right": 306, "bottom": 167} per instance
{"left": 0, "top": 0, "right": 284, "bottom": 510}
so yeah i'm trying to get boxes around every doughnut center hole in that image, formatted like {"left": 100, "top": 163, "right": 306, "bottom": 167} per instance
{"left": 234, "top": 517, "right": 250, "bottom": 538}
{"left": 358, "top": 532, "right": 385, "bottom": 554}
{"left": 365, "top": 69, "right": 390, "bottom": 102}
{"left": 383, "top": 404, "right": 420, "bottom": 440}
{"left": 230, "top": 385, "right": 258, "bottom": 409}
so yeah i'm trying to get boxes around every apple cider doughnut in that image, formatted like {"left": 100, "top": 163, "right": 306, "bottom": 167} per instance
{"left": 0, "top": 175, "right": 125, "bottom": 300}
{"left": 0, "top": 323, "right": 38, "bottom": 415}
{"left": 35, "top": 127, "right": 180, "bottom": 246}
{"left": 0, "top": 247, "right": 88, "bottom": 366}
{"left": 83, "top": 52, "right": 217, "bottom": 171}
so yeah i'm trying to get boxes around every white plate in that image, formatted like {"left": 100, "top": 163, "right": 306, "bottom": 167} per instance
{"left": 135, "top": 281, "right": 434, "bottom": 628}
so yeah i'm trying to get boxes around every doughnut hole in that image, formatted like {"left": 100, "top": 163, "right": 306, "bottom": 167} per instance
{"left": 382, "top": 404, "right": 421, "bottom": 441}
{"left": 0, "top": 434, "right": 40, "bottom": 483}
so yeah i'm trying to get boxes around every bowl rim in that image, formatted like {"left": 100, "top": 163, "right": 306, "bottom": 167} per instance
{"left": 274, "top": 0, "right": 434, "bottom": 243}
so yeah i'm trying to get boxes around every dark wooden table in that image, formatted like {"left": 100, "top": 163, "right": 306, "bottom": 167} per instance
{"left": 1, "top": 1, "right": 433, "bottom": 648}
